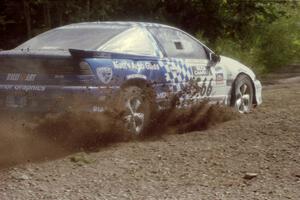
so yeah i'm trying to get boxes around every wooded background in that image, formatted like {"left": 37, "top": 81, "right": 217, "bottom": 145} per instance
{"left": 0, "top": 0, "right": 299, "bottom": 72}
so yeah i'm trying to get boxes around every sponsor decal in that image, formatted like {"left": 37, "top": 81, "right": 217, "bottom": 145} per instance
{"left": 6, "top": 73, "right": 19, "bottom": 81}
{"left": 6, "top": 73, "right": 37, "bottom": 81}
{"left": 24, "top": 74, "right": 37, "bottom": 81}
{"left": 192, "top": 66, "right": 212, "bottom": 76}
{"left": 199, "top": 78, "right": 213, "bottom": 96}
{"left": 14, "top": 85, "right": 45, "bottom": 91}
{"left": 0, "top": 84, "right": 46, "bottom": 91}
{"left": 178, "top": 78, "right": 214, "bottom": 105}
{"left": 96, "top": 67, "right": 113, "bottom": 84}
{"left": 113, "top": 60, "right": 159, "bottom": 71}
{"left": 126, "top": 74, "right": 147, "bottom": 80}
{"left": 144, "top": 62, "right": 160, "bottom": 70}
{"left": 216, "top": 73, "right": 225, "bottom": 85}
{"left": 112, "top": 59, "right": 131, "bottom": 69}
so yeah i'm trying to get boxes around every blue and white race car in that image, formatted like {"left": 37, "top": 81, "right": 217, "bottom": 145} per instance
{"left": 0, "top": 22, "right": 262, "bottom": 135}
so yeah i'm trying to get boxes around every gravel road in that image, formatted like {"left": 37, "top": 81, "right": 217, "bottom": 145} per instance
{"left": 0, "top": 79, "right": 299, "bottom": 200}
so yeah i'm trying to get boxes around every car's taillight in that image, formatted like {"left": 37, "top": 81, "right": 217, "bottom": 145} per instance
{"left": 79, "top": 61, "right": 92, "bottom": 75}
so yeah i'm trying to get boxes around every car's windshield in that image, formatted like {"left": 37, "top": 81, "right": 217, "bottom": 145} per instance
{"left": 16, "top": 24, "right": 130, "bottom": 51}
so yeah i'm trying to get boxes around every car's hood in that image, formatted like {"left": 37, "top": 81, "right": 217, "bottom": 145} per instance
{"left": 219, "top": 55, "right": 256, "bottom": 80}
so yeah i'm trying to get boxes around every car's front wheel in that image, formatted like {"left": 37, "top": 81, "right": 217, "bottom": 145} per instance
{"left": 231, "top": 74, "right": 254, "bottom": 113}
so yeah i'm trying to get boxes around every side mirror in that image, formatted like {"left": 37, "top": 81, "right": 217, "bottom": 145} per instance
{"left": 209, "top": 53, "right": 221, "bottom": 63}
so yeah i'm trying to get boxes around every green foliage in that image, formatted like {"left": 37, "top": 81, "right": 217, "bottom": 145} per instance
{"left": 205, "top": 4, "right": 300, "bottom": 74}
{"left": 0, "top": 0, "right": 298, "bottom": 73}
{"left": 213, "top": 37, "right": 264, "bottom": 74}
{"left": 257, "top": 11, "right": 300, "bottom": 71}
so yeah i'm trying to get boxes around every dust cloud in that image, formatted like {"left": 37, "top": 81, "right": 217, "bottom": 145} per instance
{"left": 0, "top": 103, "right": 238, "bottom": 168}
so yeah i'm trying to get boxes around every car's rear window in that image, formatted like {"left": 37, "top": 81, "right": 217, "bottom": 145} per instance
{"left": 100, "top": 27, "right": 158, "bottom": 57}
{"left": 16, "top": 24, "right": 129, "bottom": 51}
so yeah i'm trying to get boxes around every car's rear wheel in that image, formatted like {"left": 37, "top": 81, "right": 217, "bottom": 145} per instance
{"left": 231, "top": 74, "right": 254, "bottom": 113}
{"left": 115, "top": 85, "right": 155, "bottom": 136}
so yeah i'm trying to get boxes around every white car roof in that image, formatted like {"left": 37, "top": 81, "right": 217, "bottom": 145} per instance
{"left": 61, "top": 21, "right": 175, "bottom": 29}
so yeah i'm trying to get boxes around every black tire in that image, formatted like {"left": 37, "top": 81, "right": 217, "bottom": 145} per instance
{"left": 114, "top": 85, "right": 156, "bottom": 136}
{"left": 231, "top": 74, "right": 254, "bottom": 113}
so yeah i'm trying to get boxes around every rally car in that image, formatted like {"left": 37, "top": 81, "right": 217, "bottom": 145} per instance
{"left": 0, "top": 21, "right": 262, "bottom": 135}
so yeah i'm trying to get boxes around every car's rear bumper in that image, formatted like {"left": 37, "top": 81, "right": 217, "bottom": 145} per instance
{"left": 0, "top": 84, "right": 120, "bottom": 112}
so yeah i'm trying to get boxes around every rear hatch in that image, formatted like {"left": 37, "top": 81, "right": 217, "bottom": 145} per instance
{"left": 0, "top": 49, "right": 98, "bottom": 111}
{"left": 0, "top": 49, "right": 95, "bottom": 84}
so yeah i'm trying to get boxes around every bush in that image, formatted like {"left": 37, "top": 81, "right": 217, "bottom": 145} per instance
{"left": 257, "top": 12, "right": 300, "bottom": 72}
{"left": 201, "top": 9, "right": 300, "bottom": 74}
{"left": 210, "top": 37, "right": 264, "bottom": 74}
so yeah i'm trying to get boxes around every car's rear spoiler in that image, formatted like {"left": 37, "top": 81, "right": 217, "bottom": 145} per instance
{"left": 69, "top": 49, "right": 157, "bottom": 60}
{"left": 69, "top": 49, "right": 112, "bottom": 59}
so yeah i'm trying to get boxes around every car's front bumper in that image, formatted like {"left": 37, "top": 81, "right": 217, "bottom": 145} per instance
{"left": 254, "top": 79, "right": 262, "bottom": 105}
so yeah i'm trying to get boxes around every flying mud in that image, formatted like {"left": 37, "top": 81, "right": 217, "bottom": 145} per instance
{"left": 0, "top": 102, "right": 238, "bottom": 168}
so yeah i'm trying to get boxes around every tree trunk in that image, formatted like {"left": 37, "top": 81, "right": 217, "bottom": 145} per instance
{"left": 23, "top": 0, "right": 31, "bottom": 39}
{"left": 86, "top": 0, "right": 91, "bottom": 20}
{"left": 43, "top": 0, "right": 51, "bottom": 28}
{"left": 55, "top": 1, "right": 63, "bottom": 26}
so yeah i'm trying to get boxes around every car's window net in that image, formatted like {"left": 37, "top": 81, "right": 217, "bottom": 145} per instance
{"left": 16, "top": 25, "right": 129, "bottom": 51}
{"left": 100, "top": 27, "right": 157, "bottom": 57}
{"left": 148, "top": 27, "right": 207, "bottom": 59}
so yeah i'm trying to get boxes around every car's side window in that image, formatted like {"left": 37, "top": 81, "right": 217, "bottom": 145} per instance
{"left": 148, "top": 27, "right": 207, "bottom": 59}
{"left": 100, "top": 27, "right": 157, "bottom": 57}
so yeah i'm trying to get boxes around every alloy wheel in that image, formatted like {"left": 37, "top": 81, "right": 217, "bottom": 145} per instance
{"left": 235, "top": 83, "right": 251, "bottom": 113}
{"left": 124, "top": 97, "right": 145, "bottom": 135}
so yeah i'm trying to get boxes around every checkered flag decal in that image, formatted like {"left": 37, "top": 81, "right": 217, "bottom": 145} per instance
{"left": 159, "top": 58, "right": 193, "bottom": 92}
